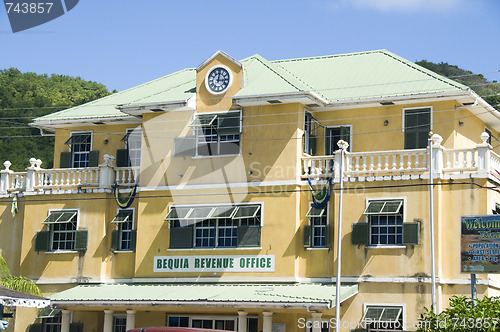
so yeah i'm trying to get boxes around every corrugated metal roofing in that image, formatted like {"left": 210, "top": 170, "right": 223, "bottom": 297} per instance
{"left": 33, "top": 50, "right": 469, "bottom": 123}
{"left": 49, "top": 283, "right": 358, "bottom": 309}
{"left": 34, "top": 68, "right": 196, "bottom": 122}
{"left": 268, "top": 50, "right": 468, "bottom": 102}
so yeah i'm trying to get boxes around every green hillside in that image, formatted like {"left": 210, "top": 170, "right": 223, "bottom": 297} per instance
{"left": 416, "top": 60, "right": 500, "bottom": 109}
{"left": 0, "top": 68, "right": 112, "bottom": 171}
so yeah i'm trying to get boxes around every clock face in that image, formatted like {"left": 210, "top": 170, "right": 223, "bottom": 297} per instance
{"left": 206, "top": 66, "right": 232, "bottom": 94}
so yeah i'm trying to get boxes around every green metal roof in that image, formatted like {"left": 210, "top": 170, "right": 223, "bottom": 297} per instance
{"left": 33, "top": 49, "right": 469, "bottom": 124}
{"left": 266, "top": 49, "right": 468, "bottom": 102}
{"left": 49, "top": 283, "right": 358, "bottom": 309}
{"left": 33, "top": 68, "right": 196, "bottom": 123}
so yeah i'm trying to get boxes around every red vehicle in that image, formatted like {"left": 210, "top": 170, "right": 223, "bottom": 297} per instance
{"left": 128, "top": 328, "right": 233, "bottom": 332}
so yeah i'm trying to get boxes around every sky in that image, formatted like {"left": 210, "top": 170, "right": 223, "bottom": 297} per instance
{"left": 1, "top": 0, "right": 499, "bottom": 92}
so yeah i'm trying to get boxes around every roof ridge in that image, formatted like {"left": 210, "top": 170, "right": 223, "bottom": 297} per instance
{"left": 272, "top": 49, "right": 387, "bottom": 64}
{"left": 249, "top": 55, "right": 311, "bottom": 92}
{"left": 380, "top": 50, "right": 469, "bottom": 91}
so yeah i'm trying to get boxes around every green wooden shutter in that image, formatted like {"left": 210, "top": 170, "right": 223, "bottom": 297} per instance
{"left": 130, "top": 229, "right": 137, "bottom": 251}
{"left": 169, "top": 227, "right": 193, "bottom": 249}
{"left": 69, "top": 322, "right": 83, "bottom": 332}
{"left": 110, "top": 230, "right": 119, "bottom": 251}
{"left": 35, "top": 231, "right": 50, "bottom": 251}
{"left": 303, "top": 225, "right": 312, "bottom": 247}
{"left": 237, "top": 226, "right": 261, "bottom": 247}
{"left": 74, "top": 230, "right": 88, "bottom": 251}
{"left": 402, "top": 221, "right": 420, "bottom": 245}
{"left": 89, "top": 150, "right": 99, "bottom": 167}
{"left": 60, "top": 151, "right": 72, "bottom": 168}
{"left": 174, "top": 136, "right": 196, "bottom": 156}
{"left": 218, "top": 112, "right": 241, "bottom": 135}
{"left": 351, "top": 223, "right": 369, "bottom": 245}
{"left": 324, "top": 224, "right": 330, "bottom": 247}
{"left": 28, "top": 323, "right": 43, "bottom": 332}
{"left": 116, "top": 149, "right": 130, "bottom": 167}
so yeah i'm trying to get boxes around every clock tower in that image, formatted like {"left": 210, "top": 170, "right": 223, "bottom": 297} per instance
{"left": 196, "top": 50, "right": 243, "bottom": 113}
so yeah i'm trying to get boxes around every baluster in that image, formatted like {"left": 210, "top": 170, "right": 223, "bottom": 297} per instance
{"left": 407, "top": 153, "right": 412, "bottom": 170}
{"left": 399, "top": 153, "right": 404, "bottom": 170}
{"left": 415, "top": 153, "right": 420, "bottom": 168}
{"left": 115, "top": 170, "right": 120, "bottom": 184}
{"left": 384, "top": 154, "right": 389, "bottom": 170}
{"left": 391, "top": 153, "right": 396, "bottom": 170}
{"left": 369, "top": 155, "right": 374, "bottom": 171}
{"left": 376, "top": 154, "right": 382, "bottom": 171}
{"left": 471, "top": 150, "right": 476, "bottom": 167}
{"left": 463, "top": 151, "right": 468, "bottom": 168}
{"left": 127, "top": 170, "right": 132, "bottom": 184}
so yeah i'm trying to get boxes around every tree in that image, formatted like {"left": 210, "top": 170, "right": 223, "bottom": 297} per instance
{"left": 0, "top": 254, "right": 41, "bottom": 297}
{"left": 0, "top": 68, "right": 111, "bottom": 171}
{"left": 417, "top": 296, "right": 500, "bottom": 331}
{"left": 416, "top": 60, "right": 500, "bottom": 110}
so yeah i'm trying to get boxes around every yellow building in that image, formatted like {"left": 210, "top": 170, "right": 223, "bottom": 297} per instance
{"left": 1, "top": 50, "right": 500, "bottom": 332}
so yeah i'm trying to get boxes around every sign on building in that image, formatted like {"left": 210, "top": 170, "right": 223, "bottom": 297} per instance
{"left": 461, "top": 215, "right": 500, "bottom": 273}
{"left": 154, "top": 255, "right": 275, "bottom": 273}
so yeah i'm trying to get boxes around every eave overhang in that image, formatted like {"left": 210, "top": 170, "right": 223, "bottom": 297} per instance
{"left": 232, "top": 91, "right": 328, "bottom": 108}
{"left": 30, "top": 115, "right": 141, "bottom": 132}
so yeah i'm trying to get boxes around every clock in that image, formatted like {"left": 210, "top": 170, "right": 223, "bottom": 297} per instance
{"left": 205, "top": 65, "right": 232, "bottom": 95}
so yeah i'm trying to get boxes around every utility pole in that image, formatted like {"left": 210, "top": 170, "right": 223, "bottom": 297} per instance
{"left": 335, "top": 140, "right": 348, "bottom": 332}
{"left": 428, "top": 133, "right": 437, "bottom": 314}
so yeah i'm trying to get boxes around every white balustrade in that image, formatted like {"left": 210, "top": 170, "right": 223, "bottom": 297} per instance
{"left": 443, "top": 149, "right": 478, "bottom": 173}
{"left": 115, "top": 167, "right": 140, "bottom": 186}
{"left": 344, "top": 149, "right": 427, "bottom": 177}
{"left": 8, "top": 172, "right": 26, "bottom": 191}
{"left": 34, "top": 167, "right": 101, "bottom": 190}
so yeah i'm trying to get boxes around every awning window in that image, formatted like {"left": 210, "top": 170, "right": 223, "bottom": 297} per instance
{"left": 36, "top": 308, "right": 61, "bottom": 319}
{"left": 364, "top": 200, "right": 403, "bottom": 215}
{"left": 64, "top": 133, "right": 91, "bottom": 145}
{"left": 120, "top": 132, "right": 131, "bottom": 142}
{"left": 233, "top": 205, "right": 261, "bottom": 219}
{"left": 189, "top": 114, "right": 218, "bottom": 128}
{"left": 305, "top": 205, "right": 326, "bottom": 218}
{"left": 189, "top": 206, "right": 215, "bottom": 219}
{"left": 362, "top": 306, "right": 402, "bottom": 323}
{"left": 111, "top": 210, "right": 133, "bottom": 224}
{"left": 164, "top": 207, "right": 194, "bottom": 220}
{"left": 42, "top": 211, "right": 77, "bottom": 224}
{"left": 209, "top": 206, "right": 237, "bottom": 219}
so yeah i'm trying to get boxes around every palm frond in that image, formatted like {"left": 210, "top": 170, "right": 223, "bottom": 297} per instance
{"left": 0, "top": 277, "right": 42, "bottom": 297}
{"left": 0, "top": 255, "right": 13, "bottom": 279}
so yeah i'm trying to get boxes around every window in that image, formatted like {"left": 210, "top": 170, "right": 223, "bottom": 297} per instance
{"left": 113, "top": 316, "right": 127, "bottom": 332}
{"left": 166, "top": 204, "right": 262, "bottom": 249}
{"left": 44, "top": 210, "right": 78, "bottom": 251}
{"left": 123, "top": 128, "right": 142, "bottom": 167}
{"left": 362, "top": 305, "right": 403, "bottom": 332}
{"left": 35, "top": 210, "right": 88, "bottom": 252}
{"left": 42, "top": 315, "right": 61, "bottom": 332}
{"left": 65, "top": 132, "right": 92, "bottom": 168}
{"left": 404, "top": 107, "right": 431, "bottom": 149}
{"left": 193, "top": 111, "right": 241, "bottom": 156}
{"left": 304, "top": 319, "right": 330, "bottom": 332}
{"left": 365, "top": 200, "right": 403, "bottom": 246}
{"left": 325, "top": 126, "right": 351, "bottom": 154}
{"left": 303, "top": 204, "right": 329, "bottom": 248}
{"left": 304, "top": 112, "right": 319, "bottom": 155}
{"left": 167, "top": 316, "right": 238, "bottom": 331}
{"left": 111, "top": 209, "right": 136, "bottom": 251}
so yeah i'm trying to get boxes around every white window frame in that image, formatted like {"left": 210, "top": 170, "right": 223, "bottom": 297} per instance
{"left": 362, "top": 303, "right": 405, "bottom": 332}
{"left": 69, "top": 130, "right": 93, "bottom": 168}
{"left": 125, "top": 127, "right": 142, "bottom": 167}
{"left": 324, "top": 125, "right": 353, "bottom": 153}
{"left": 402, "top": 106, "right": 433, "bottom": 132}
{"left": 112, "top": 314, "right": 127, "bottom": 332}
{"left": 307, "top": 202, "right": 329, "bottom": 249}
{"left": 42, "top": 314, "right": 62, "bottom": 332}
{"left": 167, "top": 202, "right": 264, "bottom": 250}
{"left": 192, "top": 110, "right": 242, "bottom": 157}
{"left": 47, "top": 208, "right": 79, "bottom": 252}
{"left": 167, "top": 315, "right": 238, "bottom": 331}
{"left": 365, "top": 198, "right": 406, "bottom": 247}
{"left": 113, "top": 207, "right": 135, "bottom": 251}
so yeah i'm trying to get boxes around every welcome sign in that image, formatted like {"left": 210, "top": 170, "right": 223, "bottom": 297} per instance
{"left": 461, "top": 215, "right": 500, "bottom": 274}
{"left": 154, "top": 255, "right": 275, "bottom": 273}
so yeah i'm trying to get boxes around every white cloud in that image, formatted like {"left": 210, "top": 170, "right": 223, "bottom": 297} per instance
{"left": 330, "top": 0, "right": 467, "bottom": 13}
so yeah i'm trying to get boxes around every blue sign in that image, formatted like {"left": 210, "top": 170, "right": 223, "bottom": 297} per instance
{"left": 461, "top": 215, "right": 500, "bottom": 274}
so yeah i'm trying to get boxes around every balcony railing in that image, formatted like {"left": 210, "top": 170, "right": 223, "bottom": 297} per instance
{"left": 0, "top": 154, "right": 139, "bottom": 194}
{"left": 302, "top": 133, "right": 500, "bottom": 182}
